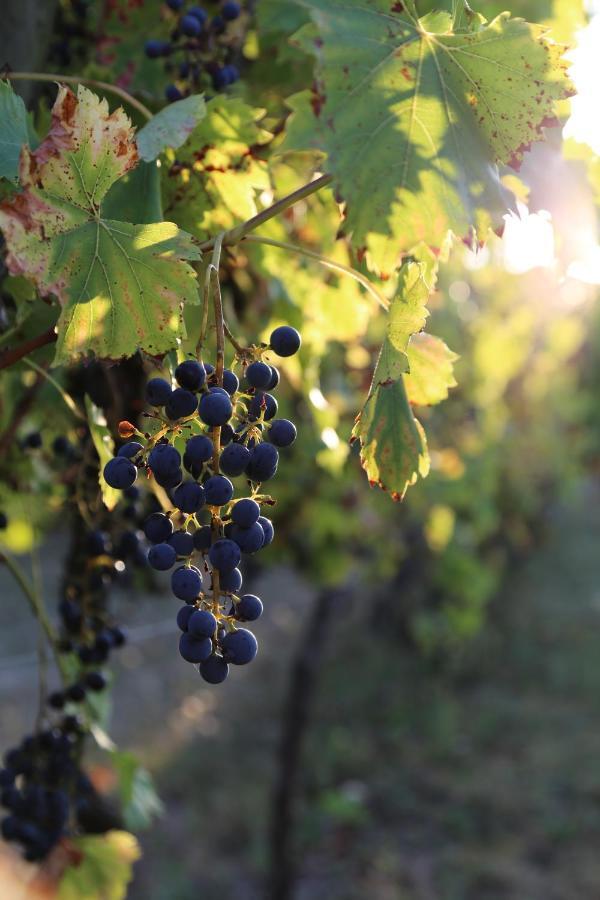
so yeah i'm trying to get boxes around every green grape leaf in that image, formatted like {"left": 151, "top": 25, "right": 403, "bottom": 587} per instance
{"left": 0, "top": 81, "right": 30, "bottom": 183}
{"left": 352, "top": 262, "right": 431, "bottom": 499}
{"left": 102, "top": 160, "right": 163, "bottom": 224}
{"left": 98, "top": 0, "right": 172, "bottom": 98}
{"left": 405, "top": 332, "right": 458, "bottom": 405}
{"left": 136, "top": 95, "right": 206, "bottom": 162}
{"left": 0, "top": 85, "right": 200, "bottom": 363}
{"left": 111, "top": 750, "right": 164, "bottom": 831}
{"left": 352, "top": 377, "right": 430, "bottom": 501}
{"left": 85, "top": 397, "right": 119, "bottom": 511}
{"left": 58, "top": 831, "right": 140, "bottom": 900}
{"left": 164, "top": 97, "right": 272, "bottom": 240}
{"left": 282, "top": 1, "right": 573, "bottom": 275}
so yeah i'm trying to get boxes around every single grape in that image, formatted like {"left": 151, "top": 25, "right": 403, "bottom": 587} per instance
{"left": 231, "top": 522, "right": 264, "bottom": 554}
{"left": 177, "top": 604, "right": 195, "bottom": 632}
{"left": 146, "top": 377, "right": 172, "bottom": 406}
{"left": 267, "top": 366, "right": 280, "bottom": 390}
{"left": 211, "top": 67, "right": 230, "bottom": 90}
{"left": 175, "top": 359, "right": 206, "bottom": 391}
{"left": 154, "top": 467, "right": 183, "bottom": 490}
{"left": 231, "top": 497, "right": 260, "bottom": 528}
{"left": 47, "top": 692, "right": 65, "bottom": 710}
{"left": 148, "top": 443, "right": 181, "bottom": 479}
{"left": 236, "top": 594, "right": 263, "bottom": 622}
{"left": 199, "top": 654, "right": 229, "bottom": 684}
{"left": 168, "top": 530, "right": 194, "bottom": 557}
{"left": 103, "top": 457, "right": 137, "bottom": 490}
{"left": 209, "top": 538, "right": 241, "bottom": 572}
{"left": 270, "top": 325, "right": 301, "bottom": 357}
{"left": 173, "top": 481, "right": 206, "bottom": 514}
{"left": 221, "top": 369, "right": 239, "bottom": 395}
{"left": 258, "top": 516, "right": 274, "bottom": 546}
{"left": 171, "top": 566, "right": 203, "bottom": 602}
{"left": 85, "top": 672, "right": 107, "bottom": 692}
{"left": 117, "top": 441, "right": 144, "bottom": 461}
{"left": 220, "top": 442, "right": 251, "bottom": 477}
{"left": 220, "top": 423, "right": 235, "bottom": 446}
{"left": 199, "top": 389, "right": 232, "bottom": 426}
{"left": 246, "top": 361, "right": 272, "bottom": 389}
{"left": 269, "top": 419, "right": 297, "bottom": 447}
{"left": 181, "top": 13, "right": 202, "bottom": 36}
{"left": 179, "top": 633, "right": 212, "bottom": 663}
{"left": 188, "top": 5, "right": 208, "bottom": 23}
{"left": 246, "top": 443, "right": 279, "bottom": 482}
{"left": 219, "top": 567, "right": 242, "bottom": 593}
{"left": 165, "top": 388, "right": 198, "bottom": 420}
{"left": 66, "top": 683, "right": 86, "bottom": 703}
{"left": 87, "top": 530, "right": 109, "bottom": 556}
{"left": 166, "top": 0, "right": 184, "bottom": 9}
{"left": 193, "top": 525, "right": 212, "bottom": 552}
{"left": 248, "top": 391, "right": 278, "bottom": 421}
{"left": 165, "top": 84, "right": 183, "bottom": 103}
{"left": 222, "top": 64, "right": 240, "bottom": 84}
{"left": 188, "top": 609, "right": 217, "bottom": 638}
{"left": 183, "top": 434, "right": 214, "bottom": 469}
{"left": 179, "top": 61, "right": 191, "bottom": 78}
{"left": 222, "top": 1, "right": 241, "bottom": 20}
{"left": 52, "top": 436, "right": 72, "bottom": 455}
{"left": 145, "top": 39, "right": 164, "bottom": 58}
{"left": 144, "top": 513, "right": 174, "bottom": 544}
{"left": 148, "top": 542, "right": 177, "bottom": 571}
{"left": 221, "top": 628, "right": 258, "bottom": 665}
{"left": 204, "top": 474, "right": 234, "bottom": 506}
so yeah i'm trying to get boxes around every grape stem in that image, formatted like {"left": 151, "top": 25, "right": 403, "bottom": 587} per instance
{"left": 207, "top": 234, "right": 226, "bottom": 618}
{"left": 241, "top": 235, "right": 389, "bottom": 310}
{"left": 4, "top": 72, "right": 153, "bottom": 121}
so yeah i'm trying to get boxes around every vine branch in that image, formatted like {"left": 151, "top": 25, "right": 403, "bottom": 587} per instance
{"left": 0, "top": 326, "right": 57, "bottom": 371}
{"left": 5, "top": 71, "right": 153, "bottom": 121}
{"left": 197, "top": 174, "right": 333, "bottom": 253}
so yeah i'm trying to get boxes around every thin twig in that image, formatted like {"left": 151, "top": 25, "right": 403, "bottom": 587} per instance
{"left": 197, "top": 174, "right": 333, "bottom": 254}
{"left": 5, "top": 71, "right": 153, "bottom": 121}
{"left": 242, "top": 234, "right": 389, "bottom": 310}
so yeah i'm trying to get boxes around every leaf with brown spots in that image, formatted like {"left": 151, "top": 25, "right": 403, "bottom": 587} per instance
{"left": 0, "top": 85, "right": 200, "bottom": 364}
{"left": 282, "top": 0, "right": 574, "bottom": 275}
{"left": 351, "top": 261, "right": 432, "bottom": 499}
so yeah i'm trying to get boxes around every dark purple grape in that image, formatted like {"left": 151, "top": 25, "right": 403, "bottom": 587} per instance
{"left": 231, "top": 498, "right": 260, "bottom": 527}
{"left": 269, "top": 419, "right": 297, "bottom": 447}
{"left": 236, "top": 594, "right": 263, "bottom": 621}
{"left": 270, "top": 325, "right": 301, "bottom": 357}
{"left": 221, "top": 628, "right": 257, "bottom": 665}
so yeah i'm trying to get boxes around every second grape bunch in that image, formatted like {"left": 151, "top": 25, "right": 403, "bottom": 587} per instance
{"left": 103, "top": 325, "right": 301, "bottom": 683}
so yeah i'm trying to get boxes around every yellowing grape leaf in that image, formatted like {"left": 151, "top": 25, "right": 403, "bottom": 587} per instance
{"left": 163, "top": 97, "right": 272, "bottom": 240}
{"left": 405, "top": 332, "right": 458, "bottom": 405}
{"left": 0, "top": 85, "right": 200, "bottom": 364}
{"left": 352, "top": 262, "right": 431, "bottom": 499}
{"left": 58, "top": 831, "right": 140, "bottom": 900}
{"left": 282, "top": 0, "right": 573, "bottom": 275}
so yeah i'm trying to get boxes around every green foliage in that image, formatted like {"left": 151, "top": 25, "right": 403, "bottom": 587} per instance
{"left": 85, "top": 397, "right": 118, "bottom": 510}
{"left": 282, "top": 0, "right": 573, "bottom": 274}
{"left": 0, "top": 81, "right": 29, "bottom": 182}
{"left": 163, "top": 97, "right": 272, "bottom": 239}
{"left": 0, "top": 85, "right": 201, "bottom": 362}
{"left": 111, "top": 751, "right": 164, "bottom": 831}
{"left": 136, "top": 95, "right": 206, "bottom": 162}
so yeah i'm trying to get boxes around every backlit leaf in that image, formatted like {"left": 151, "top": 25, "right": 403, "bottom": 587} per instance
{"left": 282, "top": 1, "right": 573, "bottom": 275}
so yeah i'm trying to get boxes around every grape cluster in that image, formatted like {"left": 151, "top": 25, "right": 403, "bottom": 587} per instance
{"left": 0, "top": 717, "right": 88, "bottom": 861}
{"left": 144, "top": 1, "right": 243, "bottom": 101}
{"left": 103, "top": 325, "right": 301, "bottom": 684}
